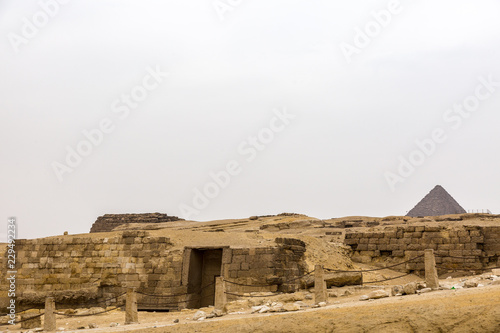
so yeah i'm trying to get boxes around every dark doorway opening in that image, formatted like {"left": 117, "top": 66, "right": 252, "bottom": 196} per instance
{"left": 186, "top": 248, "right": 223, "bottom": 309}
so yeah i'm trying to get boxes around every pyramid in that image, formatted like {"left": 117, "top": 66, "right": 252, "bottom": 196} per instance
{"left": 406, "top": 185, "right": 466, "bottom": 217}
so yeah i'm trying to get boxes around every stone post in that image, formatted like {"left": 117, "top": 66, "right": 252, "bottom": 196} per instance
{"left": 314, "top": 265, "right": 327, "bottom": 304}
{"left": 425, "top": 249, "right": 439, "bottom": 289}
{"left": 43, "top": 297, "right": 56, "bottom": 331}
{"left": 214, "top": 276, "right": 226, "bottom": 312}
{"left": 125, "top": 288, "right": 138, "bottom": 324}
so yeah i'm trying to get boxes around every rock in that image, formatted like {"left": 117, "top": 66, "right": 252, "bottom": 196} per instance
{"left": 490, "top": 280, "right": 500, "bottom": 286}
{"left": 259, "top": 305, "right": 271, "bottom": 313}
{"left": 270, "top": 302, "right": 284, "bottom": 312}
{"left": 283, "top": 303, "right": 301, "bottom": 311}
{"left": 193, "top": 311, "right": 207, "bottom": 321}
{"left": 464, "top": 281, "right": 478, "bottom": 288}
{"left": 249, "top": 216, "right": 259, "bottom": 220}
{"left": 318, "top": 302, "right": 327, "bottom": 307}
{"left": 343, "top": 290, "right": 353, "bottom": 296}
{"left": 391, "top": 285, "right": 404, "bottom": 296}
{"left": 293, "top": 301, "right": 308, "bottom": 309}
{"left": 251, "top": 305, "right": 271, "bottom": 314}
{"left": 212, "top": 309, "right": 223, "bottom": 317}
{"left": 328, "top": 291, "right": 339, "bottom": 298}
{"left": 77, "top": 327, "right": 86, "bottom": 330}
{"left": 418, "top": 288, "right": 432, "bottom": 294}
{"left": 305, "top": 294, "right": 313, "bottom": 300}
{"left": 367, "top": 290, "right": 390, "bottom": 300}
{"left": 109, "top": 323, "right": 119, "bottom": 327}
{"left": 403, "top": 282, "right": 417, "bottom": 295}
{"left": 173, "top": 319, "right": 179, "bottom": 323}
{"left": 88, "top": 323, "right": 98, "bottom": 328}
{"left": 359, "top": 295, "right": 369, "bottom": 301}
{"left": 492, "top": 269, "right": 500, "bottom": 276}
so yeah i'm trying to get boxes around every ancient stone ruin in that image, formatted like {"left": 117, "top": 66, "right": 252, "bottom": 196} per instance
{"left": 407, "top": 185, "right": 467, "bottom": 217}
{"left": 90, "top": 213, "right": 183, "bottom": 233}
{"left": 1, "top": 210, "right": 499, "bottom": 315}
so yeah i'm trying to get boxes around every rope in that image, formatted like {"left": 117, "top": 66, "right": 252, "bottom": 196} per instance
{"left": 224, "top": 291, "right": 281, "bottom": 298}
{"left": 137, "top": 282, "right": 215, "bottom": 298}
{"left": 94, "top": 292, "right": 127, "bottom": 305}
{"left": 436, "top": 265, "right": 500, "bottom": 271}
{"left": 325, "top": 255, "right": 424, "bottom": 273}
{"left": 0, "top": 306, "right": 42, "bottom": 317}
{"left": 0, "top": 312, "right": 45, "bottom": 326}
{"left": 281, "top": 270, "right": 315, "bottom": 283}
{"left": 54, "top": 306, "right": 121, "bottom": 317}
{"left": 223, "top": 270, "right": 315, "bottom": 288}
{"left": 363, "top": 273, "right": 413, "bottom": 284}
{"left": 141, "top": 293, "right": 216, "bottom": 306}
{"left": 438, "top": 255, "right": 499, "bottom": 260}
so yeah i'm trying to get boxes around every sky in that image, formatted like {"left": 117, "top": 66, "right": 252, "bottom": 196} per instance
{"left": 1, "top": 0, "right": 500, "bottom": 240}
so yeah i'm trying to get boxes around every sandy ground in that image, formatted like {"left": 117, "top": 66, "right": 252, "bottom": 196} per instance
{"left": 3, "top": 279, "right": 499, "bottom": 333}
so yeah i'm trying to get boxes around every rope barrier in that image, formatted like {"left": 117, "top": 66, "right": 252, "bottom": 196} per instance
{"left": 94, "top": 292, "right": 127, "bottom": 305}
{"left": 438, "top": 255, "right": 499, "bottom": 260}
{"left": 224, "top": 291, "right": 281, "bottom": 298}
{"left": 436, "top": 265, "right": 500, "bottom": 271}
{"left": 0, "top": 306, "right": 42, "bottom": 317}
{"left": 325, "top": 255, "right": 424, "bottom": 273}
{"left": 54, "top": 306, "right": 122, "bottom": 317}
{"left": 137, "top": 282, "right": 215, "bottom": 298}
{"left": 0, "top": 312, "right": 45, "bottom": 326}
{"left": 223, "top": 270, "right": 315, "bottom": 288}
{"left": 141, "top": 293, "right": 216, "bottom": 306}
{"left": 363, "top": 273, "right": 413, "bottom": 284}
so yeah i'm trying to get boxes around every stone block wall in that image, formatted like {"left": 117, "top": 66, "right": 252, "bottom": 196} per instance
{"left": 0, "top": 234, "right": 308, "bottom": 311}
{"left": 0, "top": 231, "right": 185, "bottom": 310}
{"left": 222, "top": 238, "right": 308, "bottom": 295}
{"left": 90, "top": 213, "right": 182, "bottom": 233}
{"left": 344, "top": 225, "right": 500, "bottom": 275}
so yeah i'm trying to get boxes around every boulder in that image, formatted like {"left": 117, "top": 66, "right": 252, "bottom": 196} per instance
{"left": 403, "top": 282, "right": 417, "bottom": 295}
{"left": 391, "top": 285, "right": 404, "bottom": 296}
{"left": 193, "top": 311, "right": 206, "bottom": 321}
{"left": 464, "top": 280, "right": 478, "bottom": 288}
{"left": 367, "top": 290, "right": 390, "bottom": 300}
{"left": 418, "top": 288, "right": 432, "bottom": 294}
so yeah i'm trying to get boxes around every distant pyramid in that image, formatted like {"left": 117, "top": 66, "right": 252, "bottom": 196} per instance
{"left": 407, "top": 185, "right": 466, "bottom": 217}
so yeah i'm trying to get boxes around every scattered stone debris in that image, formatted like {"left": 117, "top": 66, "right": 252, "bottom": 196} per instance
{"left": 193, "top": 310, "right": 207, "bottom": 321}
{"left": 360, "top": 289, "right": 390, "bottom": 301}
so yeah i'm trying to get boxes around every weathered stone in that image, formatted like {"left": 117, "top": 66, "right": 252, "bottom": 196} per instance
{"left": 403, "top": 282, "right": 417, "bottom": 295}
{"left": 367, "top": 290, "right": 390, "bottom": 300}
{"left": 193, "top": 311, "right": 207, "bottom": 321}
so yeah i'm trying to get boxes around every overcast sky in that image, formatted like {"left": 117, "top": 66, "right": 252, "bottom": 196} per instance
{"left": 1, "top": 0, "right": 500, "bottom": 240}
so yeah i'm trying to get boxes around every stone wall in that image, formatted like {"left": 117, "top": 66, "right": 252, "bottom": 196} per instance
{"left": 221, "top": 238, "right": 308, "bottom": 296}
{"left": 89, "top": 213, "right": 182, "bottom": 233}
{"left": 0, "top": 233, "right": 307, "bottom": 311}
{"left": 344, "top": 225, "right": 500, "bottom": 275}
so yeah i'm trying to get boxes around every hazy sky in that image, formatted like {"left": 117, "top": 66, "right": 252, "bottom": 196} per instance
{"left": 1, "top": 0, "right": 500, "bottom": 240}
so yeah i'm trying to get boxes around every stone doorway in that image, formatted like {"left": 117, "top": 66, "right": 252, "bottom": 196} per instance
{"left": 184, "top": 248, "right": 223, "bottom": 309}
